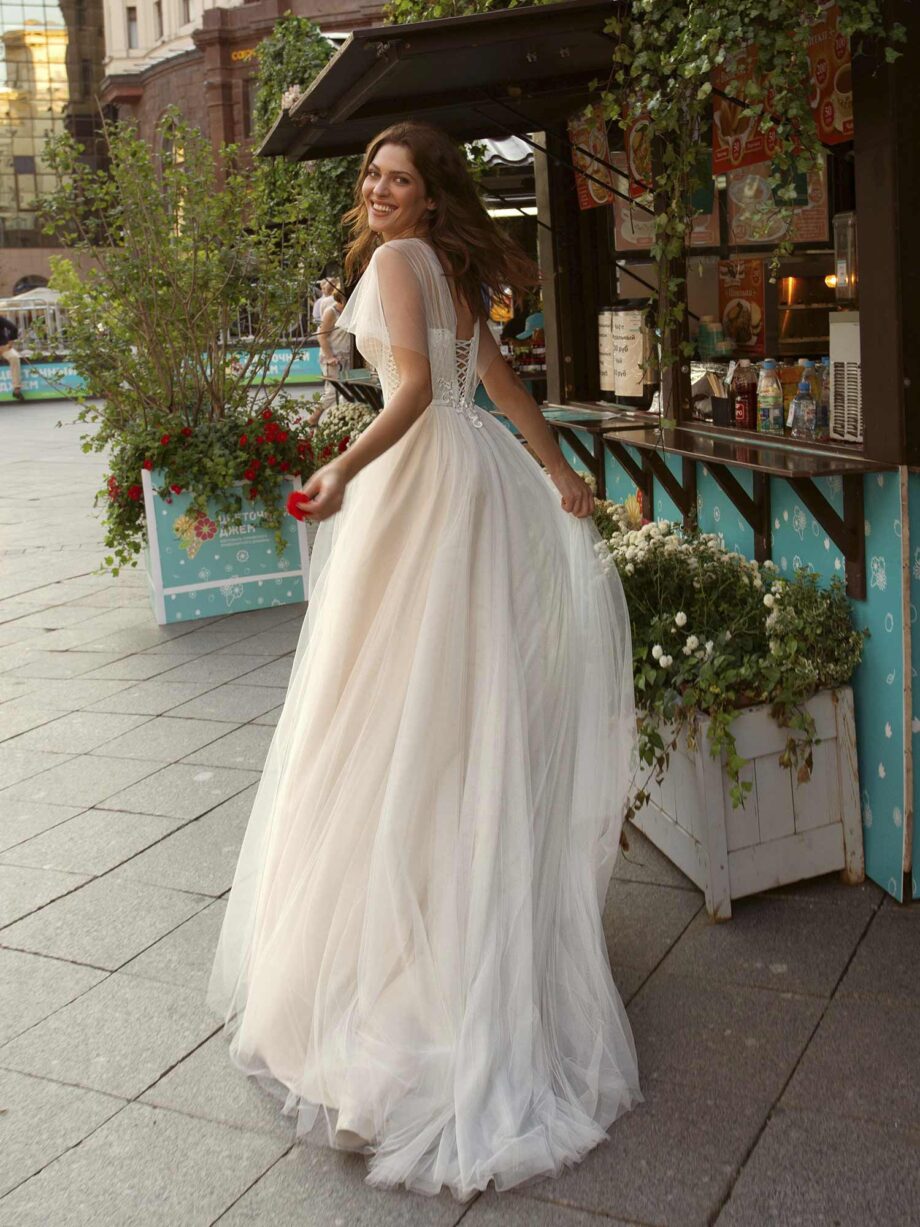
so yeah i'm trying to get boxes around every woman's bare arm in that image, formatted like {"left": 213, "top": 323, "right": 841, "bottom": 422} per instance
{"left": 480, "top": 347, "right": 594, "bottom": 518}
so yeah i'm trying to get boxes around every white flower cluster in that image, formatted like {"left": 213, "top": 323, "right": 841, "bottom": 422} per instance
{"left": 281, "top": 85, "right": 305, "bottom": 111}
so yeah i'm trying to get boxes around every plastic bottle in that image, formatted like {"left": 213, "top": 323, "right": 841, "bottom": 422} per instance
{"left": 787, "top": 379, "right": 816, "bottom": 440}
{"left": 731, "top": 359, "right": 758, "bottom": 430}
{"left": 815, "top": 358, "right": 831, "bottom": 441}
{"left": 800, "top": 358, "right": 822, "bottom": 403}
{"left": 757, "top": 359, "right": 784, "bottom": 436}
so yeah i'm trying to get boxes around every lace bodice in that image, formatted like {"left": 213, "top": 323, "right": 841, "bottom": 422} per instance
{"left": 336, "top": 238, "right": 495, "bottom": 430}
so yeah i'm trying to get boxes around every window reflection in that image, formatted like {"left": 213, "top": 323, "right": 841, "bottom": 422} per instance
{"left": 0, "top": 0, "right": 106, "bottom": 245}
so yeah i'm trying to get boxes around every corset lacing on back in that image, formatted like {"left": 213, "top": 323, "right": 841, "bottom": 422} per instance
{"left": 452, "top": 337, "right": 483, "bottom": 429}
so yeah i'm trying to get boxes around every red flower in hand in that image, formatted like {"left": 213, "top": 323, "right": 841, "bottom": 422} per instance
{"left": 128, "top": 484, "right": 142, "bottom": 501}
{"left": 142, "top": 459, "right": 153, "bottom": 470}
{"left": 286, "top": 490, "right": 311, "bottom": 521}
{"left": 160, "top": 434, "right": 170, "bottom": 446}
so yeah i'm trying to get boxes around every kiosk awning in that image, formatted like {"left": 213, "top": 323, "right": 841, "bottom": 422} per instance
{"left": 257, "top": 0, "right": 616, "bottom": 162}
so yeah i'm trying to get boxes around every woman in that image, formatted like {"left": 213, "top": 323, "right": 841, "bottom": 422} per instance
{"left": 207, "top": 122, "right": 641, "bottom": 1200}
{"left": 309, "top": 285, "right": 352, "bottom": 425}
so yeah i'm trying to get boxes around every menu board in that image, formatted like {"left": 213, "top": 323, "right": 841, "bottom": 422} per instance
{"left": 568, "top": 106, "right": 617, "bottom": 210}
{"left": 807, "top": 3, "right": 853, "bottom": 144}
{"left": 726, "top": 157, "right": 829, "bottom": 246}
{"left": 712, "top": 47, "right": 778, "bottom": 174}
{"left": 718, "top": 258, "right": 766, "bottom": 357}
{"left": 624, "top": 114, "right": 652, "bottom": 199}
{"left": 611, "top": 153, "right": 720, "bottom": 251}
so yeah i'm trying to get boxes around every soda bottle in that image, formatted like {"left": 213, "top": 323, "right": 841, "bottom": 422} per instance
{"left": 757, "top": 359, "right": 784, "bottom": 435}
{"left": 787, "top": 379, "right": 816, "bottom": 441}
{"left": 731, "top": 359, "right": 758, "bottom": 430}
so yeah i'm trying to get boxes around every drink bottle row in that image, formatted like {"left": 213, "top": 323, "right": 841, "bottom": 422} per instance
{"left": 730, "top": 357, "right": 830, "bottom": 442}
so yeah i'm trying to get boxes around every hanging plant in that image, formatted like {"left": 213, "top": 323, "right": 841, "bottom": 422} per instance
{"left": 597, "top": 0, "right": 905, "bottom": 395}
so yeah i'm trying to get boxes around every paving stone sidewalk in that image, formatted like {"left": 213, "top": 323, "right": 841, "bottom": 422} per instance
{"left": 1, "top": 401, "right": 918, "bottom": 1227}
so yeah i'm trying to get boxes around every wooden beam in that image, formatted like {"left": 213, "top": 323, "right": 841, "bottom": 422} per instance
{"left": 707, "top": 464, "right": 772, "bottom": 562}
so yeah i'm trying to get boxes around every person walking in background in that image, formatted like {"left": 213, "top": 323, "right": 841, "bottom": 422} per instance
{"left": 309, "top": 286, "right": 352, "bottom": 426}
{"left": 0, "top": 315, "right": 25, "bottom": 401}
{"left": 311, "top": 278, "right": 338, "bottom": 327}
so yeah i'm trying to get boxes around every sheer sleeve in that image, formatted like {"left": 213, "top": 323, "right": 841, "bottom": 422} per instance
{"left": 476, "top": 321, "right": 504, "bottom": 379}
{"left": 337, "top": 242, "right": 431, "bottom": 363}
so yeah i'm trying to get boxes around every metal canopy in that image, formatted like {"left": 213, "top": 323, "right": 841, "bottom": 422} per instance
{"left": 257, "top": 0, "right": 616, "bottom": 162}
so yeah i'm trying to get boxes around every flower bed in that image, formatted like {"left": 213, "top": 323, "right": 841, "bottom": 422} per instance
{"left": 594, "top": 498, "right": 868, "bottom": 915}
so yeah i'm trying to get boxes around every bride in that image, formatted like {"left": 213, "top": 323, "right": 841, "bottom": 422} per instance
{"left": 207, "top": 120, "right": 642, "bottom": 1201}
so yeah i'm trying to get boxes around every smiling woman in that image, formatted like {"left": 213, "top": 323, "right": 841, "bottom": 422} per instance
{"left": 208, "top": 120, "right": 641, "bottom": 1202}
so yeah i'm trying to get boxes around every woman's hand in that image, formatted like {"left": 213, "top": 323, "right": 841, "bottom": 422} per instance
{"left": 297, "top": 464, "right": 347, "bottom": 522}
{"left": 549, "top": 464, "right": 595, "bottom": 519}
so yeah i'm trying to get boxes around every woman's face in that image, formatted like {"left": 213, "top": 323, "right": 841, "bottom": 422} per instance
{"left": 362, "top": 143, "right": 434, "bottom": 241}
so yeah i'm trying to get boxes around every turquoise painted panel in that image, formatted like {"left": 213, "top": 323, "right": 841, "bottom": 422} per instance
{"left": 144, "top": 469, "right": 308, "bottom": 626}
{"left": 910, "top": 473, "right": 920, "bottom": 900}
{"left": 0, "top": 360, "right": 84, "bottom": 400}
{"left": 0, "top": 347, "right": 322, "bottom": 403}
{"left": 696, "top": 465, "right": 755, "bottom": 557}
{"left": 652, "top": 452, "right": 683, "bottom": 524}
{"left": 771, "top": 471, "right": 906, "bottom": 900}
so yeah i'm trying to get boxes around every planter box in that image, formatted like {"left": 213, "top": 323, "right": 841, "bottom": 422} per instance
{"left": 633, "top": 687, "right": 864, "bottom": 920}
{"left": 141, "top": 469, "right": 310, "bottom": 625}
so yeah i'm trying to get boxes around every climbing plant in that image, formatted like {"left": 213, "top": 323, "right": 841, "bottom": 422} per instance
{"left": 252, "top": 13, "right": 362, "bottom": 271}
{"left": 597, "top": 0, "right": 905, "bottom": 383}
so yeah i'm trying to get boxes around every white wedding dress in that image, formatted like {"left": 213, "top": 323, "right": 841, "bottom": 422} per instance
{"left": 207, "top": 237, "right": 642, "bottom": 1200}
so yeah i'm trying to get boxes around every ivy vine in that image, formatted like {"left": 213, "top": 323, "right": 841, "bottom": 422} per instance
{"left": 597, "top": 0, "right": 905, "bottom": 397}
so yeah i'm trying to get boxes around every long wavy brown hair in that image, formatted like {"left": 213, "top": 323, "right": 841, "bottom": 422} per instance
{"left": 343, "top": 122, "right": 540, "bottom": 316}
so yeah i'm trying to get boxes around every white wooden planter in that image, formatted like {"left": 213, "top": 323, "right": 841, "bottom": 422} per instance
{"left": 633, "top": 686, "right": 864, "bottom": 920}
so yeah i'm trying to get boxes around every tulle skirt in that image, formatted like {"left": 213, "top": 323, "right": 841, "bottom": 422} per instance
{"left": 206, "top": 403, "right": 642, "bottom": 1200}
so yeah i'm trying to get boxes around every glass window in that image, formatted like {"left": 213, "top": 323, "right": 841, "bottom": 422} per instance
{"left": 126, "top": 5, "right": 138, "bottom": 48}
{"left": 0, "top": 0, "right": 107, "bottom": 243}
{"left": 153, "top": 0, "right": 161, "bottom": 40}
{"left": 181, "top": 0, "right": 190, "bottom": 24}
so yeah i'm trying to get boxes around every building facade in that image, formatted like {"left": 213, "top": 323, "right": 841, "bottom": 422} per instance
{"left": 0, "top": 0, "right": 380, "bottom": 295}
{"left": 0, "top": 0, "right": 107, "bottom": 294}
{"left": 100, "top": 0, "right": 382, "bottom": 153}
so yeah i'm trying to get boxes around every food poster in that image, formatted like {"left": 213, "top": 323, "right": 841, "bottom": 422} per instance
{"left": 712, "top": 46, "right": 777, "bottom": 173}
{"left": 718, "top": 258, "right": 766, "bottom": 356}
{"left": 727, "top": 156, "right": 829, "bottom": 246}
{"left": 807, "top": 3, "right": 853, "bottom": 144}
{"left": 568, "top": 106, "right": 617, "bottom": 210}
{"left": 624, "top": 114, "right": 652, "bottom": 199}
{"left": 142, "top": 469, "right": 309, "bottom": 625}
{"left": 611, "top": 153, "right": 719, "bottom": 251}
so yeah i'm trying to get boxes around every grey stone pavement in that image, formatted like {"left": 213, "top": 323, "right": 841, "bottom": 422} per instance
{"left": 0, "top": 400, "right": 918, "bottom": 1227}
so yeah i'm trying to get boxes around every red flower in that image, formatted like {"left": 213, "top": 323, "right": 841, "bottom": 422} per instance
{"left": 320, "top": 445, "right": 332, "bottom": 460}
{"left": 170, "top": 484, "right": 183, "bottom": 494}
{"left": 246, "top": 416, "right": 254, "bottom": 424}
{"left": 248, "top": 485, "right": 259, "bottom": 500}
{"left": 279, "top": 461, "right": 290, "bottom": 472}
{"left": 278, "top": 430, "right": 288, "bottom": 443}
{"left": 142, "top": 459, "right": 153, "bottom": 471}
{"left": 255, "top": 435, "right": 265, "bottom": 445}
{"left": 128, "top": 484, "right": 142, "bottom": 501}
{"left": 286, "top": 490, "right": 311, "bottom": 521}
{"left": 337, "top": 437, "right": 349, "bottom": 453}
{"left": 261, "top": 408, "right": 273, "bottom": 421}
{"left": 244, "top": 466, "right": 256, "bottom": 481}
{"left": 180, "top": 427, "right": 193, "bottom": 438}
{"left": 239, "top": 435, "right": 248, "bottom": 447}
{"left": 267, "top": 456, "right": 276, "bottom": 467}
{"left": 160, "top": 434, "right": 170, "bottom": 446}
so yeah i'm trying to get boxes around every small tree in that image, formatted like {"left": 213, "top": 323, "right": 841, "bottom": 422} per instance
{"left": 38, "top": 109, "right": 324, "bottom": 573}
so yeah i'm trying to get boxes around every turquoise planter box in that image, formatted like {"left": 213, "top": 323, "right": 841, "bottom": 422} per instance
{"left": 142, "top": 469, "right": 310, "bottom": 625}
